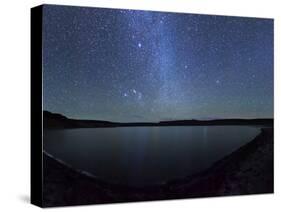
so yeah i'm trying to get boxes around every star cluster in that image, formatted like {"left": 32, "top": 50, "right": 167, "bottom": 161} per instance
{"left": 43, "top": 5, "right": 273, "bottom": 122}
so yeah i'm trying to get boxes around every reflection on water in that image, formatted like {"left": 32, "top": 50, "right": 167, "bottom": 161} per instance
{"left": 43, "top": 126, "right": 259, "bottom": 186}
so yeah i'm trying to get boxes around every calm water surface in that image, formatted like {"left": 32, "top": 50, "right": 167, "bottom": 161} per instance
{"left": 43, "top": 126, "right": 259, "bottom": 186}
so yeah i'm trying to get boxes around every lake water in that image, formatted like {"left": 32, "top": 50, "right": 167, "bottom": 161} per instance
{"left": 43, "top": 126, "right": 259, "bottom": 186}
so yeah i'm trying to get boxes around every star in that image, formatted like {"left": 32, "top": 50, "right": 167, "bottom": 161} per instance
{"left": 138, "top": 92, "right": 142, "bottom": 100}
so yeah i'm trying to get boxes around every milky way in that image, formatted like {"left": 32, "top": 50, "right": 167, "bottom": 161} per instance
{"left": 43, "top": 5, "right": 273, "bottom": 122}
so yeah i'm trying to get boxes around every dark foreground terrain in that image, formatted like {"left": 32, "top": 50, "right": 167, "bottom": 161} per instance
{"left": 43, "top": 128, "right": 273, "bottom": 207}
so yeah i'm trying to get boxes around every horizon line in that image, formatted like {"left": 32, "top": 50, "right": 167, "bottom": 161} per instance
{"left": 43, "top": 110, "right": 274, "bottom": 124}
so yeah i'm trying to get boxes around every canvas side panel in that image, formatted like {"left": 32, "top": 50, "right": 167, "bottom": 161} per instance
{"left": 31, "top": 5, "right": 43, "bottom": 208}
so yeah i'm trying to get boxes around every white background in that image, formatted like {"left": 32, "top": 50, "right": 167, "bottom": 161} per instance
{"left": 0, "top": 0, "right": 280, "bottom": 211}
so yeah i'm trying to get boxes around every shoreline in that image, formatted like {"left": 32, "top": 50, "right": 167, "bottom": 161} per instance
{"left": 43, "top": 110, "right": 273, "bottom": 129}
{"left": 166, "top": 127, "right": 273, "bottom": 197}
{"left": 43, "top": 127, "right": 273, "bottom": 207}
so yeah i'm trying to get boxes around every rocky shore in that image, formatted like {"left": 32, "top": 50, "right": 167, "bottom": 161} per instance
{"left": 43, "top": 128, "right": 273, "bottom": 207}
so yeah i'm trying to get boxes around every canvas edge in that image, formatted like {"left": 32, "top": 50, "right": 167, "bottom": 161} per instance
{"left": 30, "top": 5, "right": 43, "bottom": 208}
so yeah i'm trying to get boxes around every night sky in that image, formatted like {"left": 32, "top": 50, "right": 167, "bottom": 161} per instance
{"left": 43, "top": 5, "right": 273, "bottom": 122}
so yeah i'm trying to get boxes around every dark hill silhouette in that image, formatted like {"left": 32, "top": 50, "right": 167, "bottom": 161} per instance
{"left": 44, "top": 111, "right": 116, "bottom": 128}
{"left": 159, "top": 119, "right": 273, "bottom": 126}
{"left": 43, "top": 111, "right": 273, "bottom": 129}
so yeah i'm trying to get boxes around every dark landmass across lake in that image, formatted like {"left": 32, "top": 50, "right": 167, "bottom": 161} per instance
{"left": 43, "top": 111, "right": 273, "bottom": 129}
{"left": 43, "top": 128, "right": 273, "bottom": 207}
